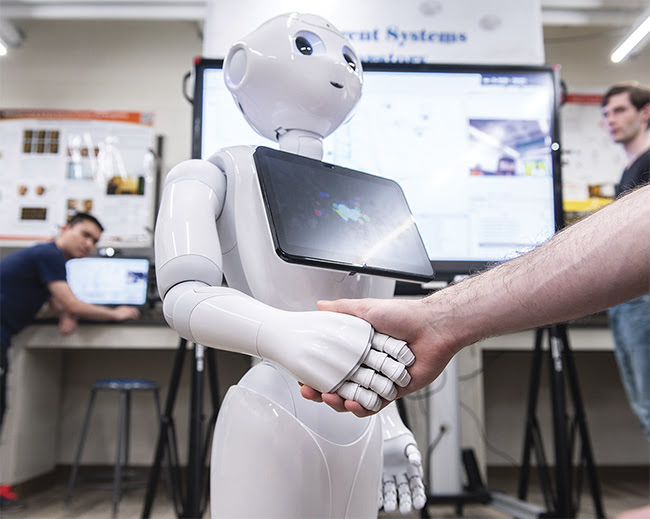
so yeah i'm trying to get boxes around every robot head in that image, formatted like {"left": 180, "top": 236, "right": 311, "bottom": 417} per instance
{"left": 223, "top": 13, "right": 362, "bottom": 141}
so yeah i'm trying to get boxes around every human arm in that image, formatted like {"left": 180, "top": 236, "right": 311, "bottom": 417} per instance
{"left": 48, "top": 281, "right": 140, "bottom": 322}
{"left": 58, "top": 312, "right": 78, "bottom": 335}
{"left": 307, "top": 183, "right": 650, "bottom": 415}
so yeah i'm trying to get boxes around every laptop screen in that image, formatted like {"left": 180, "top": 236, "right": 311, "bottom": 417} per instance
{"left": 66, "top": 257, "right": 150, "bottom": 306}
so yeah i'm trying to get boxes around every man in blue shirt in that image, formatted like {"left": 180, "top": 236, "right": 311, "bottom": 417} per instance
{"left": 0, "top": 213, "right": 139, "bottom": 507}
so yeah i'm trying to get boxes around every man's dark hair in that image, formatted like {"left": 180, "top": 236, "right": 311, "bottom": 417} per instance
{"left": 602, "top": 83, "right": 650, "bottom": 129}
{"left": 67, "top": 212, "right": 104, "bottom": 232}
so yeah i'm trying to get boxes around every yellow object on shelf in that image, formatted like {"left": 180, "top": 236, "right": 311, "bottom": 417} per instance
{"left": 563, "top": 198, "right": 613, "bottom": 213}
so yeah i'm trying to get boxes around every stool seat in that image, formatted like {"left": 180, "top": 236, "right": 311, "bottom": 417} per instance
{"left": 93, "top": 379, "right": 159, "bottom": 391}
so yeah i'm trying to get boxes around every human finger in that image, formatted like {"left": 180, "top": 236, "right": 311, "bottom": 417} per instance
{"left": 299, "top": 384, "right": 323, "bottom": 403}
{"left": 321, "top": 392, "right": 348, "bottom": 412}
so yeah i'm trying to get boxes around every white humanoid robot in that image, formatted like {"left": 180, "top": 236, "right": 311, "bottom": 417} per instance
{"left": 155, "top": 13, "right": 427, "bottom": 518}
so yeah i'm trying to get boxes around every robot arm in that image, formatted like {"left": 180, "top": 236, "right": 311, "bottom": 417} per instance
{"left": 155, "top": 160, "right": 414, "bottom": 412}
{"left": 379, "top": 402, "right": 427, "bottom": 514}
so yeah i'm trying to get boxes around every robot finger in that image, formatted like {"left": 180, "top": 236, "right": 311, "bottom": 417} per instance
{"left": 371, "top": 332, "right": 415, "bottom": 366}
{"left": 405, "top": 443, "right": 422, "bottom": 468}
{"left": 382, "top": 476, "right": 398, "bottom": 513}
{"left": 350, "top": 367, "right": 398, "bottom": 401}
{"left": 408, "top": 473, "right": 427, "bottom": 510}
{"left": 364, "top": 349, "right": 411, "bottom": 387}
{"left": 396, "top": 473, "right": 412, "bottom": 515}
{"left": 336, "top": 381, "right": 381, "bottom": 412}
{"left": 377, "top": 480, "right": 383, "bottom": 510}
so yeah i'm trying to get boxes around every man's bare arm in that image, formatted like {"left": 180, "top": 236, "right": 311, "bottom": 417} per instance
{"left": 310, "top": 184, "right": 650, "bottom": 416}
{"left": 48, "top": 281, "right": 140, "bottom": 322}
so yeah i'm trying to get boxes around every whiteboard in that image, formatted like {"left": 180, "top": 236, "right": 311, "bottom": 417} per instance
{"left": 0, "top": 109, "right": 156, "bottom": 247}
{"left": 560, "top": 94, "right": 626, "bottom": 200}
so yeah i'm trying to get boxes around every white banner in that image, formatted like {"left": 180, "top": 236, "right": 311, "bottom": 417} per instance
{"left": 204, "top": 0, "right": 544, "bottom": 65}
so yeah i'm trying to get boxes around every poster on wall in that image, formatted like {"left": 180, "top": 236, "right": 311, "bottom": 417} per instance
{"left": 0, "top": 109, "right": 155, "bottom": 246}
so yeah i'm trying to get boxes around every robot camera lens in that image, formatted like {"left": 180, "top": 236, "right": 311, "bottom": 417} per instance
{"left": 343, "top": 53, "right": 356, "bottom": 70}
{"left": 295, "top": 36, "right": 313, "bottom": 55}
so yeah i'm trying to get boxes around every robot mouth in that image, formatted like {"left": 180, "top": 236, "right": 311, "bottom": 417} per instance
{"left": 330, "top": 81, "right": 344, "bottom": 89}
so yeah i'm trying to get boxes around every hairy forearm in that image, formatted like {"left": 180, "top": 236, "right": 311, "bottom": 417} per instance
{"left": 423, "top": 185, "right": 650, "bottom": 351}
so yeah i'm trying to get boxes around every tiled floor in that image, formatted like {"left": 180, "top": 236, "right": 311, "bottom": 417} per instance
{"left": 3, "top": 468, "right": 648, "bottom": 519}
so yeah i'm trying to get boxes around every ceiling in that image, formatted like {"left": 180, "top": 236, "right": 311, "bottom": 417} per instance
{"left": 0, "top": 0, "right": 648, "bottom": 27}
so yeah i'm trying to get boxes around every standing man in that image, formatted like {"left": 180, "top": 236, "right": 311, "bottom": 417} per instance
{"left": 0, "top": 212, "right": 139, "bottom": 509}
{"left": 601, "top": 82, "right": 650, "bottom": 440}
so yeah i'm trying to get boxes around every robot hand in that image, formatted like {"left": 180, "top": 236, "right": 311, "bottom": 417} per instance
{"left": 379, "top": 404, "right": 427, "bottom": 514}
{"left": 256, "top": 306, "right": 414, "bottom": 413}
{"left": 335, "top": 331, "right": 414, "bottom": 412}
{"left": 163, "top": 284, "right": 413, "bottom": 412}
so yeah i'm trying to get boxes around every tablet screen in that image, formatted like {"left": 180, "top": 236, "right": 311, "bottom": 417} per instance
{"left": 254, "top": 147, "right": 434, "bottom": 282}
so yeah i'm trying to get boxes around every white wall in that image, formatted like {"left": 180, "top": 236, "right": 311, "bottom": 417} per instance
{"left": 2, "top": 21, "right": 648, "bottom": 180}
{"left": 544, "top": 26, "right": 650, "bottom": 93}
{"left": 0, "top": 20, "right": 202, "bottom": 175}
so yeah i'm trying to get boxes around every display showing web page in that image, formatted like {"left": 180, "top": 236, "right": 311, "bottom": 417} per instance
{"left": 198, "top": 66, "right": 557, "bottom": 263}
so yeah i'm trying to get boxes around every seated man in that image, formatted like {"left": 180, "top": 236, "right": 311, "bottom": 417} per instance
{"left": 0, "top": 212, "right": 139, "bottom": 510}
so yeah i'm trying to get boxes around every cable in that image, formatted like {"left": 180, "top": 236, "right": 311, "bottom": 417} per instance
{"left": 404, "top": 370, "right": 447, "bottom": 401}
{"left": 459, "top": 400, "right": 519, "bottom": 468}
{"left": 182, "top": 71, "right": 193, "bottom": 105}
{"left": 424, "top": 424, "right": 447, "bottom": 489}
{"left": 458, "top": 351, "right": 506, "bottom": 382}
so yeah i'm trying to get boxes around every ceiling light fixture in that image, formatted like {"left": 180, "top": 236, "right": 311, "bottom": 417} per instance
{"left": 0, "top": 18, "right": 24, "bottom": 56}
{"left": 611, "top": 11, "right": 650, "bottom": 63}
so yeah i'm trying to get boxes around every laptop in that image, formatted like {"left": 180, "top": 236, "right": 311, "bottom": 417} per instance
{"left": 66, "top": 257, "right": 151, "bottom": 307}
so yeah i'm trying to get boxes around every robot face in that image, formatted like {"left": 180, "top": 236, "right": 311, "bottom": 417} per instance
{"left": 224, "top": 13, "right": 362, "bottom": 141}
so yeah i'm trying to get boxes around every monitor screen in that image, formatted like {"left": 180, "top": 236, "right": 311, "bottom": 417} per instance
{"left": 66, "top": 257, "right": 150, "bottom": 305}
{"left": 254, "top": 147, "right": 434, "bottom": 282}
{"left": 193, "top": 60, "right": 562, "bottom": 280}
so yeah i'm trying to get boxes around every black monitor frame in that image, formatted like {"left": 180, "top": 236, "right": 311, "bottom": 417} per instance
{"left": 191, "top": 58, "right": 564, "bottom": 284}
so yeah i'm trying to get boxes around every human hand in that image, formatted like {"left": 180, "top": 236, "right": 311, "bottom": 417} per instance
{"left": 301, "top": 297, "right": 458, "bottom": 417}
{"left": 58, "top": 312, "right": 78, "bottom": 335}
{"left": 112, "top": 306, "right": 140, "bottom": 321}
{"left": 379, "top": 425, "right": 426, "bottom": 515}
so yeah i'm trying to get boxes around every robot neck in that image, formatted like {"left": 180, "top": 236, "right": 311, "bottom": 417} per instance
{"left": 277, "top": 129, "right": 323, "bottom": 160}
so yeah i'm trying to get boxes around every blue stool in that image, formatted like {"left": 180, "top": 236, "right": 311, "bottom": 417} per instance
{"left": 65, "top": 379, "right": 161, "bottom": 518}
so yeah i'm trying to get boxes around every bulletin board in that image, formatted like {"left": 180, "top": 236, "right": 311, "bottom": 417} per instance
{"left": 0, "top": 109, "right": 156, "bottom": 247}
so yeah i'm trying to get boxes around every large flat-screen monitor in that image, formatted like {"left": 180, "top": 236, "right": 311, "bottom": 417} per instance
{"left": 66, "top": 257, "right": 150, "bottom": 305}
{"left": 192, "top": 59, "right": 563, "bottom": 281}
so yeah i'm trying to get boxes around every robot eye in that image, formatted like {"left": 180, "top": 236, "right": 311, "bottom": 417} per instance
{"left": 342, "top": 46, "right": 359, "bottom": 72}
{"left": 343, "top": 53, "right": 356, "bottom": 71}
{"left": 295, "top": 36, "right": 313, "bottom": 55}
{"left": 294, "top": 31, "right": 325, "bottom": 56}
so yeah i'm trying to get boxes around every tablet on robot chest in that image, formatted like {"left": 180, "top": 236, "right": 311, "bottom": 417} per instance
{"left": 253, "top": 146, "right": 434, "bottom": 283}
